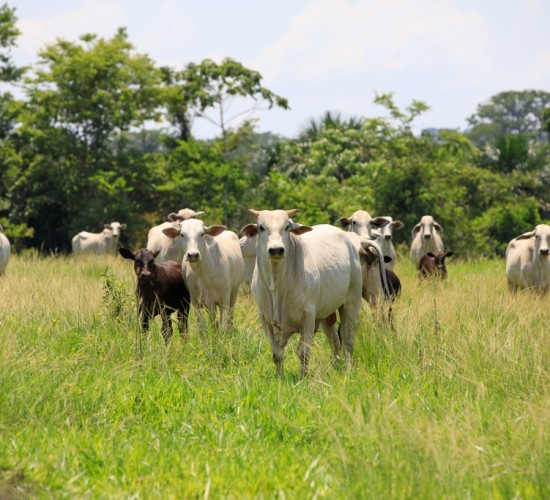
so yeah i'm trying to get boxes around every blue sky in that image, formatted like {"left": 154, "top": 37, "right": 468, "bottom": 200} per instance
{"left": 10, "top": 0, "right": 550, "bottom": 138}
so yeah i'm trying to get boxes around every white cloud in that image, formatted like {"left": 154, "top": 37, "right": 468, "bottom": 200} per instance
{"left": 131, "top": 0, "right": 197, "bottom": 67}
{"left": 17, "top": 0, "right": 126, "bottom": 63}
{"left": 524, "top": 50, "right": 550, "bottom": 87}
{"left": 256, "top": 0, "right": 492, "bottom": 84}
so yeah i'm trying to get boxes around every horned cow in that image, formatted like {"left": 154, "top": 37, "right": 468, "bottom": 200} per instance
{"left": 162, "top": 218, "right": 244, "bottom": 331}
{"left": 410, "top": 215, "right": 444, "bottom": 268}
{"left": 72, "top": 222, "right": 126, "bottom": 255}
{"left": 505, "top": 224, "right": 550, "bottom": 293}
{"left": 243, "top": 209, "right": 363, "bottom": 377}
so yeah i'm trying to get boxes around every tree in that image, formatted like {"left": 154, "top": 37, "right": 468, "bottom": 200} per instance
{"left": 161, "top": 58, "right": 289, "bottom": 146}
{"left": 467, "top": 90, "right": 550, "bottom": 144}
{"left": 9, "top": 28, "right": 162, "bottom": 250}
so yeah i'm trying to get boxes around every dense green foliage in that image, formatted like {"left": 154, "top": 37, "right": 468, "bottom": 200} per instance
{"left": 0, "top": 3, "right": 548, "bottom": 255}
{"left": 0, "top": 255, "right": 548, "bottom": 497}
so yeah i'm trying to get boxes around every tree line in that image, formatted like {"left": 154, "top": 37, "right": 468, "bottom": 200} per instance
{"left": 0, "top": 4, "right": 548, "bottom": 257}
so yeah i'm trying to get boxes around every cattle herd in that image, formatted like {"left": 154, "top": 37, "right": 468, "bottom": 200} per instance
{"left": 0, "top": 211, "right": 548, "bottom": 376}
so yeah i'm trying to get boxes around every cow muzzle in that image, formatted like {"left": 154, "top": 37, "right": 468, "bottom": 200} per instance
{"left": 384, "top": 235, "right": 392, "bottom": 240}
{"left": 268, "top": 247, "right": 285, "bottom": 259}
{"left": 186, "top": 252, "right": 200, "bottom": 263}
{"left": 540, "top": 248, "right": 549, "bottom": 256}
{"left": 423, "top": 234, "right": 431, "bottom": 239}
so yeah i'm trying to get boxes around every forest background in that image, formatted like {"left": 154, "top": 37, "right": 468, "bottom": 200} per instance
{"left": 0, "top": 3, "right": 549, "bottom": 256}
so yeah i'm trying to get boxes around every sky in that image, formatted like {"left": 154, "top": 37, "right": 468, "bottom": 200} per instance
{"left": 9, "top": 0, "right": 550, "bottom": 138}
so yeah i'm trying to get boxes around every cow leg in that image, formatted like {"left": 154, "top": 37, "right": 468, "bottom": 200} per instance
{"left": 298, "top": 312, "right": 316, "bottom": 376}
{"left": 140, "top": 309, "right": 152, "bottom": 334}
{"left": 160, "top": 310, "right": 173, "bottom": 344}
{"left": 177, "top": 306, "right": 189, "bottom": 341}
{"left": 320, "top": 316, "right": 341, "bottom": 363}
{"left": 261, "top": 316, "right": 287, "bottom": 378}
{"left": 338, "top": 304, "right": 358, "bottom": 370}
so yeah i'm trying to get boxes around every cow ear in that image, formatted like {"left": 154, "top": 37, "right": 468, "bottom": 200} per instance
{"left": 427, "top": 252, "right": 436, "bottom": 258}
{"left": 434, "top": 223, "right": 443, "bottom": 233}
{"left": 121, "top": 223, "right": 127, "bottom": 229}
{"left": 445, "top": 251, "right": 454, "bottom": 258}
{"left": 119, "top": 248, "right": 135, "bottom": 260}
{"left": 104, "top": 224, "right": 112, "bottom": 230}
{"left": 248, "top": 208, "right": 261, "bottom": 217}
{"left": 205, "top": 225, "right": 226, "bottom": 237}
{"left": 167, "top": 213, "right": 179, "bottom": 222}
{"left": 162, "top": 227, "right": 180, "bottom": 239}
{"left": 359, "top": 243, "right": 378, "bottom": 264}
{"left": 193, "top": 211, "right": 205, "bottom": 218}
{"left": 515, "top": 230, "right": 535, "bottom": 240}
{"left": 371, "top": 217, "right": 390, "bottom": 228}
{"left": 290, "top": 225, "right": 313, "bottom": 236}
{"left": 384, "top": 256, "right": 393, "bottom": 263}
{"left": 151, "top": 249, "right": 161, "bottom": 259}
{"left": 241, "top": 224, "right": 259, "bottom": 237}
{"left": 338, "top": 217, "right": 351, "bottom": 228}
{"left": 392, "top": 220, "right": 404, "bottom": 230}
{"left": 412, "top": 223, "right": 421, "bottom": 235}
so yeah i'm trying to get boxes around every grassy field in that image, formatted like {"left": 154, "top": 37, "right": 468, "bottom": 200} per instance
{"left": 0, "top": 253, "right": 548, "bottom": 498}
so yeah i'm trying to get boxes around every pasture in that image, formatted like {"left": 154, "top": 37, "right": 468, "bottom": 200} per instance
{"left": 0, "top": 253, "right": 548, "bottom": 498}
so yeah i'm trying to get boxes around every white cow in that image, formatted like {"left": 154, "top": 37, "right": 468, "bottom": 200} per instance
{"left": 147, "top": 209, "right": 205, "bottom": 263}
{"left": 505, "top": 224, "right": 550, "bottom": 293}
{"left": 162, "top": 218, "right": 244, "bottom": 330}
{"left": 409, "top": 215, "right": 444, "bottom": 268}
{"left": 72, "top": 222, "right": 126, "bottom": 255}
{"left": 242, "top": 209, "right": 363, "bottom": 377}
{"left": 371, "top": 216, "right": 404, "bottom": 271}
{"left": 338, "top": 210, "right": 389, "bottom": 239}
{"left": 0, "top": 224, "right": 11, "bottom": 275}
{"left": 239, "top": 232, "right": 257, "bottom": 290}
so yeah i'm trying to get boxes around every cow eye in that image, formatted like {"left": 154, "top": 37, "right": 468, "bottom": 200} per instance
{"left": 351, "top": 220, "right": 356, "bottom": 225}
{"left": 259, "top": 224, "right": 266, "bottom": 232}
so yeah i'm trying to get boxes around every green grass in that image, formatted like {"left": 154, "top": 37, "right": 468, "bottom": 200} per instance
{"left": 0, "top": 254, "right": 548, "bottom": 498}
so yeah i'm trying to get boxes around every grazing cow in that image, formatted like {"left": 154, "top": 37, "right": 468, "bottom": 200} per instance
{"left": 72, "top": 222, "right": 126, "bottom": 255}
{"left": 119, "top": 248, "right": 191, "bottom": 342}
{"left": 239, "top": 232, "right": 258, "bottom": 290}
{"left": 147, "top": 208, "right": 205, "bottom": 264}
{"left": 505, "top": 224, "right": 550, "bottom": 293}
{"left": 419, "top": 252, "right": 454, "bottom": 279}
{"left": 410, "top": 215, "right": 444, "bottom": 268}
{"left": 371, "top": 216, "right": 404, "bottom": 271}
{"left": 162, "top": 218, "right": 244, "bottom": 330}
{"left": 338, "top": 210, "right": 389, "bottom": 239}
{"left": 242, "top": 209, "right": 363, "bottom": 377}
{"left": 0, "top": 224, "right": 10, "bottom": 276}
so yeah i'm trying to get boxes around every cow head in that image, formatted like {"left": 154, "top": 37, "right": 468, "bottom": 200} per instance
{"left": 105, "top": 221, "right": 126, "bottom": 238}
{"left": 338, "top": 210, "right": 389, "bottom": 239}
{"left": 338, "top": 210, "right": 389, "bottom": 238}
{"left": 515, "top": 224, "right": 550, "bottom": 258}
{"left": 371, "top": 216, "right": 404, "bottom": 241}
{"left": 412, "top": 215, "right": 442, "bottom": 240}
{"left": 119, "top": 247, "right": 160, "bottom": 282}
{"left": 162, "top": 218, "right": 225, "bottom": 264}
{"left": 247, "top": 209, "right": 312, "bottom": 262}
{"left": 167, "top": 208, "right": 205, "bottom": 222}
{"left": 426, "top": 251, "right": 454, "bottom": 278}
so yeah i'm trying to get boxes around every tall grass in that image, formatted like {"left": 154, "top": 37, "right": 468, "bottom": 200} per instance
{"left": 0, "top": 254, "right": 548, "bottom": 498}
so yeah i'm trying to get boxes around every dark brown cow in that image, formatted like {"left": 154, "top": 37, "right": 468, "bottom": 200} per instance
{"left": 119, "top": 248, "right": 190, "bottom": 342}
{"left": 419, "top": 251, "right": 454, "bottom": 279}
